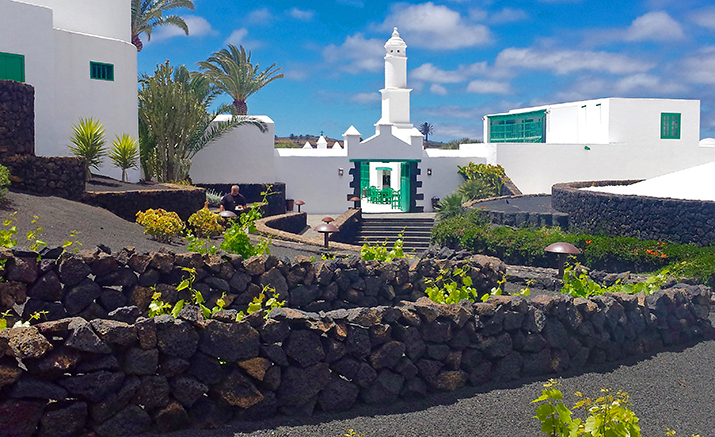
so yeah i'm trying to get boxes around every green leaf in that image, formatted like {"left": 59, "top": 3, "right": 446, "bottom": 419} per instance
{"left": 200, "top": 304, "right": 211, "bottom": 319}
{"left": 171, "top": 300, "right": 185, "bottom": 318}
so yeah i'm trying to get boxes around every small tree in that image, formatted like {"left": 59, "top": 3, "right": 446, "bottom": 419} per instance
{"left": 418, "top": 122, "right": 434, "bottom": 142}
{"left": 110, "top": 134, "right": 140, "bottom": 182}
{"left": 68, "top": 118, "right": 107, "bottom": 180}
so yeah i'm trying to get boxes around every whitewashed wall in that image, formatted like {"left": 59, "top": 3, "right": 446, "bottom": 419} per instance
{"left": 191, "top": 116, "right": 276, "bottom": 184}
{"left": 0, "top": 0, "right": 138, "bottom": 181}
{"left": 274, "top": 156, "right": 352, "bottom": 213}
{"left": 607, "top": 98, "right": 699, "bottom": 147}
{"left": 20, "top": 0, "right": 130, "bottom": 41}
{"left": 420, "top": 150, "right": 487, "bottom": 211}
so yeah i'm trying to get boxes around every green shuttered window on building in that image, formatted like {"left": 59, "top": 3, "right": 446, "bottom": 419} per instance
{"left": 488, "top": 110, "right": 546, "bottom": 143}
{"left": 661, "top": 113, "right": 680, "bottom": 139}
{"left": 90, "top": 61, "right": 114, "bottom": 81}
{"left": 0, "top": 52, "right": 25, "bottom": 82}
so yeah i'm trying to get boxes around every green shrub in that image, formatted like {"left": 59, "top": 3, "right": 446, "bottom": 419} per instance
{"left": 457, "top": 162, "right": 508, "bottom": 195}
{"left": 360, "top": 232, "right": 411, "bottom": 262}
{"left": 424, "top": 265, "right": 481, "bottom": 304}
{"left": 135, "top": 208, "right": 184, "bottom": 243}
{"left": 235, "top": 285, "right": 285, "bottom": 321}
{"left": 187, "top": 207, "right": 223, "bottom": 238}
{"left": 220, "top": 187, "right": 272, "bottom": 258}
{"left": 435, "top": 193, "right": 467, "bottom": 220}
{"left": 456, "top": 178, "right": 497, "bottom": 201}
{"left": 561, "top": 265, "right": 667, "bottom": 297}
{"left": 0, "top": 164, "right": 10, "bottom": 204}
{"left": 109, "top": 134, "right": 139, "bottom": 182}
{"left": 68, "top": 117, "right": 107, "bottom": 180}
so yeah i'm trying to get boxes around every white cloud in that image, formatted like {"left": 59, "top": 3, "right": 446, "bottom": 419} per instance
{"left": 690, "top": 7, "right": 715, "bottom": 31}
{"left": 323, "top": 33, "right": 384, "bottom": 73}
{"left": 351, "top": 92, "right": 381, "bottom": 103}
{"left": 490, "top": 7, "right": 529, "bottom": 24}
{"left": 430, "top": 84, "right": 448, "bottom": 95}
{"left": 624, "top": 11, "right": 684, "bottom": 42}
{"left": 247, "top": 8, "right": 273, "bottom": 24}
{"left": 412, "top": 62, "right": 488, "bottom": 83}
{"left": 681, "top": 47, "right": 715, "bottom": 84}
{"left": 379, "top": 2, "right": 491, "bottom": 49}
{"left": 495, "top": 47, "right": 655, "bottom": 75}
{"left": 613, "top": 73, "right": 687, "bottom": 94}
{"left": 225, "top": 28, "right": 248, "bottom": 46}
{"left": 288, "top": 7, "right": 315, "bottom": 21}
{"left": 150, "top": 15, "right": 216, "bottom": 41}
{"left": 466, "top": 80, "right": 512, "bottom": 94}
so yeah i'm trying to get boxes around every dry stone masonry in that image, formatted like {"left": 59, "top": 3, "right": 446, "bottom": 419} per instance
{"left": 0, "top": 247, "right": 711, "bottom": 436}
{"left": 0, "top": 80, "right": 34, "bottom": 158}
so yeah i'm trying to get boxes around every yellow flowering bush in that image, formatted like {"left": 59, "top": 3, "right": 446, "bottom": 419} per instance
{"left": 187, "top": 207, "right": 223, "bottom": 238}
{"left": 135, "top": 208, "right": 184, "bottom": 243}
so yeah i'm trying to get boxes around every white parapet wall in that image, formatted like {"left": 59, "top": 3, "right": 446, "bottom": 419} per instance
{"left": 274, "top": 154, "right": 352, "bottom": 213}
{"left": 421, "top": 149, "right": 487, "bottom": 211}
{"left": 190, "top": 115, "right": 277, "bottom": 184}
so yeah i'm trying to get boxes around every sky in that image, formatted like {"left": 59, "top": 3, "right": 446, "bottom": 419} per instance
{"left": 137, "top": 0, "right": 715, "bottom": 143}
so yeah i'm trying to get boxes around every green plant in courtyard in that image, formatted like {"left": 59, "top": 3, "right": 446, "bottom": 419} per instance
{"left": 186, "top": 233, "right": 218, "bottom": 255}
{"left": 532, "top": 379, "right": 641, "bottom": 437}
{"left": 360, "top": 231, "right": 411, "bottom": 262}
{"left": 457, "top": 162, "right": 508, "bottom": 195}
{"left": 235, "top": 285, "right": 285, "bottom": 321}
{"left": 456, "top": 178, "right": 497, "bottom": 201}
{"left": 135, "top": 208, "right": 184, "bottom": 243}
{"left": 220, "top": 187, "right": 272, "bottom": 258}
{"left": 205, "top": 188, "right": 223, "bottom": 207}
{"left": 560, "top": 264, "right": 668, "bottom": 298}
{"left": 0, "top": 164, "right": 10, "bottom": 205}
{"left": 424, "top": 265, "right": 480, "bottom": 304}
{"left": 68, "top": 117, "right": 107, "bottom": 180}
{"left": 435, "top": 193, "right": 467, "bottom": 221}
{"left": 187, "top": 206, "right": 223, "bottom": 238}
{"left": 109, "top": 134, "right": 140, "bottom": 182}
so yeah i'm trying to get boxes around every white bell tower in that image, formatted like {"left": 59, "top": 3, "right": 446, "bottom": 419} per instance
{"left": 377, "top": 28, "right": 412, "bottom": 129}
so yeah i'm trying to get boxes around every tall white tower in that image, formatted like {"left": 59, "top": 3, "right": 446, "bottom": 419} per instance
{"left": 377, "top": 28, "right": 412, "bottom": 129}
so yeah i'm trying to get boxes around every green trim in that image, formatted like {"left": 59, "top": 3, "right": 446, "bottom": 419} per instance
{"left": 349, "top": 159, "right": 421, "bottom": 162}
{"left": 661, "top": 113, "right": 680, "bottom": 139}
{"left": 90, "top": 61, "right": 114, "bottom": 81}
{"left": 0, "top": 52, "right": 25, "bottom": 82}
{"left": 376, "top": 166, "right": 392, "bottom": 171}
{"left": 488, "top": 109, "right": 545, "bottom": 143}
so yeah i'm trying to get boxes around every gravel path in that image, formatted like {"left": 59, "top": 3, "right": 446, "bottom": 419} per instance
{"left": 152, "top": 335, "right": 715, "bottom": 437}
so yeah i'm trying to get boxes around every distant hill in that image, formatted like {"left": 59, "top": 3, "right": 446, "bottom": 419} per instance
{"left": 275, "top": 134, "right": 343, "bottom": 148}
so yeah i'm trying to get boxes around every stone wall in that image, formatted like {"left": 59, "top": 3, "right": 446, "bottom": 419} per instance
{"left": 1, "top": 155, "right": 86, "bottom": 200}
{"left": 0, "top": 248, "right": 710, "bottom": 436}
{"left": 196, "top": 183, "right": 286, "bottom": 217}
{"left": 552, "top": 181, "right": 715, "bottom": 245}
{"left": 467, "top": 194, "right": 568, "bottom": 229}
{"left": 82, "top": 186, "right": 206, "bottom": 222}
{"left": 0, "top": 80, "right": 34, "bottom": 157}
{"left": 261, "top": 212, "right": 307, "bottom": 235}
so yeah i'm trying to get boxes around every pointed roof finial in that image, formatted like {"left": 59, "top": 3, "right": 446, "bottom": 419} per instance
{"left": 392, "top": 27, "right": 399, "bottom": 37}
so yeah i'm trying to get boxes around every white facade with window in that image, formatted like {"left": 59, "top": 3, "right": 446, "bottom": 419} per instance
{"left": 472, "top": 98, "right": 715, "bottom": 194}
{"left": 0, "top": 0, "right": 138, "bottom": 181}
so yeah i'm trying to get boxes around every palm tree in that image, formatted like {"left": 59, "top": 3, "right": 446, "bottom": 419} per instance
{"left": 131, "top": 0, "right": 195, "bottom": 52}
{"left": 196, "top": 45, "right": 284, "bottom": 115}
{"left": 418, "top": 122, "right": 434, "bottom": 143}
{"left": 138, "top": 62, "right": 267, "bottom": 181}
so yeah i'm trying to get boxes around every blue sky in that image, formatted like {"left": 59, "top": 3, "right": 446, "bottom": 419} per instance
{"left": 138, "top": 0, "right": 715, "bottom": 142}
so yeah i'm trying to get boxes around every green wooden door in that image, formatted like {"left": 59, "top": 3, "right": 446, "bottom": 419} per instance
{"left": 0, "top": 52, "right": 25, "bottom": 82}
{"left": 400, "top": 163, "right": 410, "bottom": 212}
{"left": 360, "top": 162, "right": 370, "bottom": 197}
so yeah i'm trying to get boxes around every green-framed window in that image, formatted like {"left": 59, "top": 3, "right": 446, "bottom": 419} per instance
{"left": 0, "top": 52, "right": 25, "bottom": 82}
{"left": 488, "top": 110, "right": 546, "bottom": 143}
{"left": 90, "top": 61, "right": 114, "bottom": 81}
{"left": 661, "top": 113, "right": 680, "bottom": 139}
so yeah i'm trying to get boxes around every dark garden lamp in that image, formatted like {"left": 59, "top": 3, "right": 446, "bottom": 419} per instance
{"left": 545, "top": 242, "right": 581, "bottom": 277}
{"left": 349, "top": 196, "right": 360, "bottom": 209}
{"left": 322, "top": 217, "right": 335, "bottom": 224}
{"left": 314, "top": 223, "right": 339, "bottom": 248}
{"left": 295, "top": 200, "right": 305, "bottom": 212}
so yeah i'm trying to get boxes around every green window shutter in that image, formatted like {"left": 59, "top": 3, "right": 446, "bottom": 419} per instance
{"left": 90, "top": 61, "right": 114, "bottom": 81}
{"left": 488, "top": 110, "right": 545, "bottom": 143}
{"left": 661, "top": 113, "right": 680, "bottom": 139}
{"left": 0, "top": 52, "right": 25, "bottom": 82}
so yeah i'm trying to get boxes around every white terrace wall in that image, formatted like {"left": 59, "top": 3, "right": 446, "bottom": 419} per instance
{"left": 421, "top": 150, "right": 487, "bottom": 211}
{"left": 191, "top": 116, "right": 277, "bottom": 184}
{"left": 465, "top": 142, "right": 715, "bottom": 194}
{"left": 0, "top": 0, "right": 138, "bottom": 182}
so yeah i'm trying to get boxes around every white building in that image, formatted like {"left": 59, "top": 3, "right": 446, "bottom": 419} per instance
{"left": 467, "top": 98, "right": 715, "bottom": 193}
{"left": 192, "top": 28, "right": 480, "bottom": 213}
{"left": 0, "top": 0, "right": 139, "bottom": 181}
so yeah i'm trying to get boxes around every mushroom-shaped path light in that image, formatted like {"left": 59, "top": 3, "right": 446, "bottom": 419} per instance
{"left": 294, "top": 200, "right": 305, "bottom": 212}
{"left": 545, "top": 242, "right": 581, "bottom": 277}
{"left": 219, "top": 211, "right": 237, "bottom": 218}
{"left": 314, "top": 223, "right": 339, "bottom": 249}
{"left": 321, "top": 217, "right": 335, "bottom": 224}
{"left": 349, "top": 196, "right": 360, "bottom": 209}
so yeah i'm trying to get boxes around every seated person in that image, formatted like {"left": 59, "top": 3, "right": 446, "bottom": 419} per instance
{"left": 220, "top": 185, "right": 248, "bottom": 213}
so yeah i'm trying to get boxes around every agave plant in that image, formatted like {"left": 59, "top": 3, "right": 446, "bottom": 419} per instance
{"left": 68, "top": 118, "right": 107, "bottom": 180}
{"left": 456, "top": 178, "right": 497, "bottom": 201}
{"left": 436, "top": 193, "right": 467, "bottom": 221}
{"left": 110, "top": 134, "right": 140, "bottom": 182}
